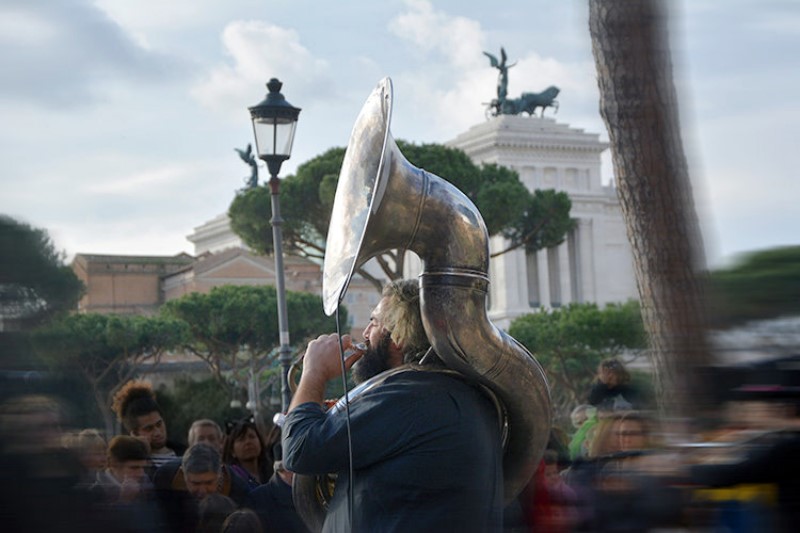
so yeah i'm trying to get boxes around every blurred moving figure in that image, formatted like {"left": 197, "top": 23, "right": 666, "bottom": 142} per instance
{"left": 153, "top": 443, "right": 249, "bottom": 533}
{"left": 565, "top": 411, "right": 684, "bottom": 532}
{"left": 587, "top": 359, "right": 640, "bottom": 412}
{"left": 0, "top": 394, "right": 101, "bottom": 532}
{"left": 526, "top": 450, "right": 578, "bottom": 533}
{"left": 197, "top": 493, "right": 237, "bottom": 533}
{"left": 63, "top": 428, "right": 107, "bottom": 487}
{"left": 568, "top": 404, "right": 598, "bottom": 460}
{"left": 221, "top": 508, "right": 264, "bottom": 533}
{"left": 90, "top": 435, "right": 166, "bottom": 532}
{"left": 245, "top": 427, "right": 310, "bottom": 533}
{"left": 688, "top": 386, "right": 800, "bottom": 532}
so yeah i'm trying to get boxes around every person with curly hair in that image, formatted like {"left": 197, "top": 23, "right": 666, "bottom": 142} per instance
{"left": 111, "top": 381, "right": 185, "bottom": 472}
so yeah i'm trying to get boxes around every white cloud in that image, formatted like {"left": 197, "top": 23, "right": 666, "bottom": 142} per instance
{"left": 0, "top": 0, "right": 184, "bottom": 107}
{"left": 0, "top": 0, "right": 793, "bottom": 266}
{"left": 85, "top": 164, "right": 198, "bottom": 195}
{"left": 94, "top": 0, "right": 241, "bottom": 32}
{"left": 0, "top": 7, "right": 59, "bottom": 46}
{"left": 191, "top": 20, "right": 332, "bottom": 119}
{"left": 388, "top": 0, "right": 486, "bottom": 70}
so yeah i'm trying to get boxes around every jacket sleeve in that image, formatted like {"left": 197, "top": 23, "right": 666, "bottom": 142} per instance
{"left": 282, "top": 402, "right": 349, "bottom": 474}
{"left": 282, "top": 376, "right": 466, "bottom": 475}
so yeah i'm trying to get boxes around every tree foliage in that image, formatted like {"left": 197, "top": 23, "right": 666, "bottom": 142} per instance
{"left": 508, "top": 301, "right": 648, "bottom": 421}
{"left": 494, "top": 188, "right": 576, "bottom": 257}
{"left": 160, "top": 285, "right": 343, "bottom": 386}
{"left": 0, "top": 215, "right": 84, "bottom": 328}
{"left": 228, "top": 142, "right": 573, "bottom": 291}
{"left": 157, "top": 377, "right": 248, "bottom": 448}
{"left": 30, "top": 312, "right": 189, "bottom": 435}
{"left": 229, "top": 148, "right": 345, "bottom": 259}
{"left": 709, "top": 246, "right": 800, "bottom": 327}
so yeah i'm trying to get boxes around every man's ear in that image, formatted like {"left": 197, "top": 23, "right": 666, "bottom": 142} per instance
{"left": 388, "top": 339, "right": 405, "bottom": 367}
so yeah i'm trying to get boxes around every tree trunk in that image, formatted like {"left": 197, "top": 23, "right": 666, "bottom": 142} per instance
{"left": 588, "top": 0, "right": 713, "bottom": 417}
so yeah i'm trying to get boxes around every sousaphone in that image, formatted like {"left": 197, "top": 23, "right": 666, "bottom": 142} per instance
{"left": 292, "top": 78, "right": 551, "bottom": 532}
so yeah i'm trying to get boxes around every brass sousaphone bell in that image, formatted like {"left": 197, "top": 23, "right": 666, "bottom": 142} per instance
{"left": 292, "top": 78, "right": 552, "bottom": 532}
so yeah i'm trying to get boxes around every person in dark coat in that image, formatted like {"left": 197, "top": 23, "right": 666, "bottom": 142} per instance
{"left": 89, "top": 435, "right": 167, "bottom": 532}
{"left": 283, "top": 280, "right": 503, "bottom": 532}
{"left": 244, "top": 443, "right": 309, "bottom": 533}
{"left": 153, "top": 443, "right": 250, "bottom": 533}
{"left": 587, "top": 358, "right": 640, "bottom": 411}
{"left": 688, "top": 392, "right": 800, "bottom": 533}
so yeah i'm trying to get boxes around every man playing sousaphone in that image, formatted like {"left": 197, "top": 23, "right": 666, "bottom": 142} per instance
{"left": 282, "top": 280, "right": 504, "bottom": 532}
{"left": 281, "top": 77, "right": 549, "bottom": 532}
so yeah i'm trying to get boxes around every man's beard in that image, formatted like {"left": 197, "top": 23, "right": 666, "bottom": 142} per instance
{"left": 352, "top": 334, "right": 393, "bottom": 384}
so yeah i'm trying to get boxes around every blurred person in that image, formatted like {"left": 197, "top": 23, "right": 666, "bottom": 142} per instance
{"left": 687, "top": 390, "right": 800, "bottom": 532}
{"left": 245, "top": 433, "right": 310, "bottom": 533}
{"left": 570, "top": 404, "right": 594, "bottom": 429}
{"left": 586, "top": 414, "right": 625, "bottom": 459}
{"left": 568, "top": 404, "right": 598, "bottom": 460}
{"left": 112, "top": 381, "right": 186, "bottom": 472}
{"left": 616, "top": 412, "right": 652, "bottom": 456}
{"left": 0, "top": 393, "right": 65, "bottom": 454}
{"left": 154, "top": 442, "right": 249, "bottom": 533}
{"left": 283, "top": 279, "right": 503, "bottom": 532}
{"left": 587, "top": 358, "right": 640, "bottom": 411}
{"left": 155, "top": 442, "right": 250, "bottom": 504}
{"left": 528, "top": 450, "right": 578, "bottom": 533}
{"left": 564, "top": 413, "right": 635, "bottom": 530}
{"left": 223, "top": 417, "right": 271, "bottom": 490}
{"left": 586, "top": 412, "right": 683, "bottom": 532}
{"left": 63, "top": 428, "right": 107, "bottom": 486}
{"left": 90, "top": 435, "right": 166, "bottom": 532}
{"left": 0, "top": 394, "right": 101, "bottom": 532}
{"left": 92, "top": 435, "right": 149, "bottom": 500}
{"left": 188, "top": 419, "right": 224, "bottom": 453}
{"left": 197, "top": 493, "right": 237, "bottom": 533}
{"left": 222, "top": 508, "right": 263, "bottom": 533}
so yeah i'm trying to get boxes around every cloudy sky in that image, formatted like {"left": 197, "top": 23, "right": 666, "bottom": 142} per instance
{"left": 1, "top": 0, "right": 797, "bottom": 268}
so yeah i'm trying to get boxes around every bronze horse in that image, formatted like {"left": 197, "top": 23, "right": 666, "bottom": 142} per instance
{"left": 487, "top": 85, "right": 560, "bottom": 118}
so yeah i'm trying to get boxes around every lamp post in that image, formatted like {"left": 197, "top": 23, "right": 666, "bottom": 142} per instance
{"left": 249, "top": 78, "right": 301, "bottom": 413}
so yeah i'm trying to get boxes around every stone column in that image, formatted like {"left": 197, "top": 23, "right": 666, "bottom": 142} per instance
{"left": 558, "top": 242, "right": 572, "bottom": 304}
{"left": 568, "top": 227, "right": 582, "bottom": 303}
{"left": 547, "top": 247, "right": 561, "bottom": 307}
{"left": 537, "top": 248, "right": 551, "bottom": 308}
{"left": 578, "top": 218, "right": 596, "bottom": 302}
{"left": 526, "top": 250, "right": 540, "bottom": 307}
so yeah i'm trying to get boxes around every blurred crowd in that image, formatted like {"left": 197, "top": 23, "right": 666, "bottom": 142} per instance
{"left": 502, "top": 356, "right": 800, "bottom": 533}
{"left": 2, "top": 355, "right": 799, "bottom": 533}
{"left": 0, "top": 381, "right": 304, "bottom": 533}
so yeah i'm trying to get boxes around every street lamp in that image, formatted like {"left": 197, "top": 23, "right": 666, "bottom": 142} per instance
{"left": 249, "top": 78, "right": 301, "bottom": 413}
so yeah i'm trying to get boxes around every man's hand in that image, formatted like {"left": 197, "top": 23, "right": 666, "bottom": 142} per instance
{"left": 287, "top": 334, "right": 363, "bottom": 412}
